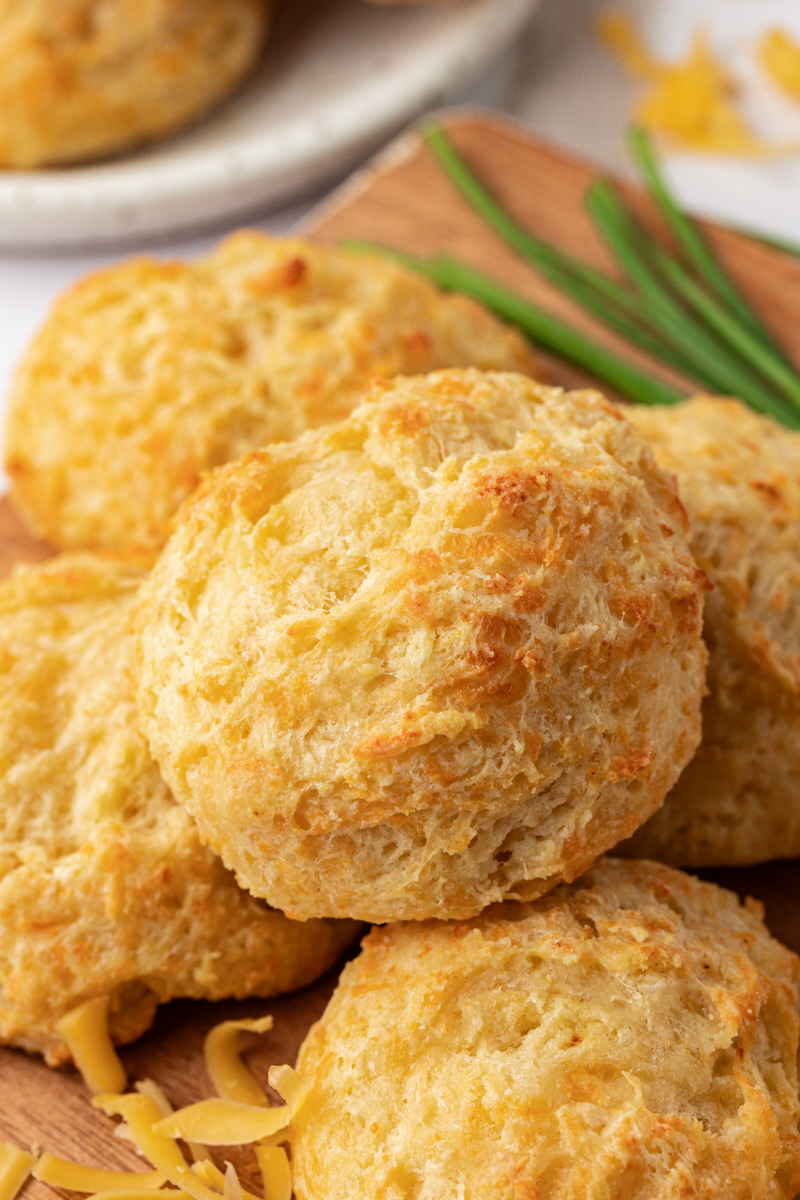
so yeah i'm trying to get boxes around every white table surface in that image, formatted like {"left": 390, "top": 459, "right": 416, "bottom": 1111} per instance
{"left": 2, "top": 0, "right": 800, "bottom": 490}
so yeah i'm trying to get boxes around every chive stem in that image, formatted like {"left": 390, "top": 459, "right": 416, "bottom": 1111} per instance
{"left": 628, "top": 126, "right": 783, "bottom": 354}
{"left": 586, "top": 182, "right": 800, "bottom": 426}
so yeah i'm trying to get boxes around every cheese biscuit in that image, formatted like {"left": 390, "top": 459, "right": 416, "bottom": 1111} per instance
{"left": 293, "top": 858, "right": 800, "bottom": 1200}
{"left": 0, "top": 0, "right": 269, "bottom": 167}
{"left": 6, "top": 234, "right": 538, "bottom": 554}
{"left": 0, "top": 554, "right": 359, "bottom": 1066}
{"left": 622, "top": 396, "right": 800, "bottom": 867}
{"left": 136, "top": 371, "right": 707, "bottom": 923}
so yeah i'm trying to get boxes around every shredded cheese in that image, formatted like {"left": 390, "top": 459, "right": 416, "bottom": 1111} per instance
{"left": 84, "top": 1192, "right": 187, "bottom": 1200}
{"left": 222, "top": 1163, "right": 241, "bottom": 1200}
{"left": 15, "top": 1011, "right": 307, "bottom": 1200}
{"left": 136, "top": 1079, "right": 209, "bottom": 1164}
{"left": 92, "top": 1093, "right": 223, "bottom": 1200}
{"left": 255, "top": 1148, "right": 291, "bottom": 1200}
{"left": 598, "top": 11, "right": 774, "bottom": 154}
{"left": 153, "top": 1100, "right": 290, "bottom": 1146}
{"left": 759, "top": 28, "right": 800, "bottom": 100}
{"left": 203, "top": 1017, "right": 274, "bottom": 1107}
{"left": 33, "top": 1153, "right": 166, "bottom": 1193}
{"left": 56, "top": 995, "right": 128, "bottom": 1095}
{"left": 267, "top": 1065, "right": 309, "bottom": 1118}
{"left": 0, "top": 1143, "right": 36, "bottom": 1200}
{"left": 191, "top": 1158, "right": 260, "bottom": 1200}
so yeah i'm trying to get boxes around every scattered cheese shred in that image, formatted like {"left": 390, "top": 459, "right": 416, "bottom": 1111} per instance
{"left": 33, "top": 1153, "right": 166, "bottom": 1193}
{"left": 203, "top": 1017, "right": 274, "bottom": 1107}
{"left": 153, "top": 1100, "right": 290, "bottom": 1146}
{"left": 255, "top": 1148, "right": 291, "bottom": 1200}
{"left": 598, "top": 10, "right": 773, "bottom": 154}
{"left": 0, "top": 1142, "right": 36, "bottom": 1200}
{"left": 759, "top": 28, "right": 800, "bottom": 100}
{"left": 136, "top": 1079, "right": 209, "bottom": 1164}
{"left": 267, "top": 1065, "right": 310, "bottom": 1118}
{"left": 92, "top": 1093, "right": 222, "bottom": 1200}
{"left": 191, "top": 1158, "right": 259, "bottom": 1200}
{"left": 56, "top": 995, "right": 127, "bottom": 1095}
{"left": 222, "top": 1164, "right": 241, "bottom": 1200}
{"left": 15, "top": 1012, "right": 307, "bottom": 1200}
{"left": 84, "top": 1191, "right": 187, "bottom": 1200}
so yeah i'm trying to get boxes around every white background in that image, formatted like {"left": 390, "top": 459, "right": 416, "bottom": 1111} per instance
{"left": 2, "top": 0, "right": 800, "bottom": 487}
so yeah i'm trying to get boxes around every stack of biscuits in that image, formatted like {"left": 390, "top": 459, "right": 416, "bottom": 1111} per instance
{"left": 3, "top": 231, "right": 800, "bottom": 1200}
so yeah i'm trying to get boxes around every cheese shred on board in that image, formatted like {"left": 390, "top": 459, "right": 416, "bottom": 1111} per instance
{"left": 11, "top": 1013, "right": 306, "bottom": 1200}
{"left": 0, "top": 1143, "right": 36, "bottom": 1200}
{"left": 598, "top": 10, "right": 775, "bottom": 154}
{"left": 56, "top": 995, "right": 128, "bottom": 1096}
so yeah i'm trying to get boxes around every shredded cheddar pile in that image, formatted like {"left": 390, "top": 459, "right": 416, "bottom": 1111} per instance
{"left": 598, "top": 11, "right": 772, "bottom": 155}
{"left": 759, "top": 28, "right": 800, "bottom": 100}
{"left": 0, "top": 1000, "right": 306, "bottom": 1200}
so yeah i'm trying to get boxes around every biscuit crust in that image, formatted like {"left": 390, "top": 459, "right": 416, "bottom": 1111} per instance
{"left": 621, "top": 396, "right": 800, "bottom": 867}
{"left": 6, "top": 233, "right": 538, "bottom": 555}
{"left": 292, "top": 858, "right": 800, "bottom": 1200}
{"left": 0, "top": 554, "right": 359, "bottom": 1066}
{"left": 0, "top": 0, "right": 269, "bottom": 167}
{"left": 136, "top": 371, "right": 707, "bottom": 923}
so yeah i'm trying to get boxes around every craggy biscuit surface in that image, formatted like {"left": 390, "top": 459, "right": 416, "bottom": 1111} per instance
{"left": 136, "top": 371, "right": 707, "bottom": 923}
{"left": 0, "top": 0, "right": 268, "bottom": 167}
{"left": 622, "top": 396, "right": 800, "bottom": 867}
{"left": 6, "top": 233, "right": 538, "bottom": 555}
{"left": 0, "top": 554, "right": 359, "bottom": 1066}
{"left": 292, "top": 858, "right": 800, "bottom": 1200}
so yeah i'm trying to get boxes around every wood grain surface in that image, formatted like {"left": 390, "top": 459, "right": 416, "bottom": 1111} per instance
{"left": 3, "top": 110, "right": 800, "bottom": 1191}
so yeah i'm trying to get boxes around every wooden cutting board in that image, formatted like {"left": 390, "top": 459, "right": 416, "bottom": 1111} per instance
{"left": 4, "top": 111, "right": 800, "bottom": 1192}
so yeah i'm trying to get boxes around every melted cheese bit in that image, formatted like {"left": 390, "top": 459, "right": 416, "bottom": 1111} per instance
{"left": 56, "top": 996, "right": 127, "bottom": 1095}
{"left": 92, "top": 1093, "right": 222, "bottom": 1200}
{"left": 204, "top": 1017, "right": 274, "bottom": 1107}
{"left": 153, "top": 1100, "right": 290, "bottom": 1146}
{"left": 599, "top": 11, "right": 774, "bottom": 154}
{"left": 255, "top": 1148, "right": 291, "bottom": 1200}
{"left": 759, "top": 29, "right": 800, "bottom": 100}
{"left": 0, "top": 1143, "right": 36, "bottom": 1200}
{"left": 33, "top": 1154, "right": 166, "bottom": 1193}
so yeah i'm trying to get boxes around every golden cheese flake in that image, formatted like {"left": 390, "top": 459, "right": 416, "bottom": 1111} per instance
{"left": 0, "top": 1143, "right": 36, "bottom": 1200}
{"left": 599, "top": 10, "right": 775, "bottom": 154}
{"left": 255, "top": 1147, "right": 291, "bottom": 1200}
{"left": 92, "top": 1093, "right": 222, "bottom": 1200}
{"left": 203, "top": 1017, "right": 274, "bottom": 1106}
{"left": 56, "top": 995, "right": 127, "bottom": 1095}
{"left": 153, "top": 1099, "right": 290, "bottom": 1146}
{"left": 759, "top": 28, "right": 800, "bottom": 99}
{"left": 33, "top": 1153, "right": 166, "bottom": 1193}
{"left": 135, "top": 1080, "right": 209, "bottom": 1164}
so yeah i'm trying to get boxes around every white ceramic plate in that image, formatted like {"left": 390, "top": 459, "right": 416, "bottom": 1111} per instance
{"left": 0, "top": 0, "right": 538, "bottom": 250}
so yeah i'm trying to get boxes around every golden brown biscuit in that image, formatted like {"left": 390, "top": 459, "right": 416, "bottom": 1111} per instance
{"left": 0, "top": 553, "right": 359, "bottom": 1067}
{"left": 136, "top": 371, "right": 707, "bottom": 923}
{"left": 0, "top": 0, "right": 269, "bottom": 168}
{"left": 292, "top": 858, "right": 800, "bottom": 1200}
{"left": 621, "top": 396, "right": 800, "bottom": 867}
{"left": 6, "top": 233, "right": 538, "bottom": 555}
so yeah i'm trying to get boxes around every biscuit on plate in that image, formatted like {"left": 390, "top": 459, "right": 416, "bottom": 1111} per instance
{"left": 136, "top": 370, "right": 707, "bottom": 923}
{"left": 292, "top": 858, "right": 800, "bottom": 1200}
{"left": 0, "top": 554, "right": 359, "bottom": 1067}
{"left": 0, "top": 0, "right": 269, "bottom": 168}
{"left": 6, "top": 233, "right": 538, "bottom": 555}
{"left": 621, "top": 396, "right": 800, "bottom": 867}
